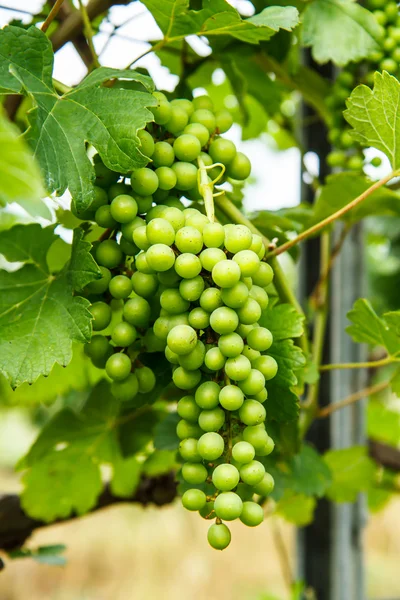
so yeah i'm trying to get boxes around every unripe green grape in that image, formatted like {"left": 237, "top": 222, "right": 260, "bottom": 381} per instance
{"left": 94, "top": 161, "right": 119, "bottom": 188}
{"left": 146, "top": 244, "right": 176, "bottom": 272}
{"left": 107, "top": 182, "right": 130, "bottom": 201}
{"left": 209, "top": 137, "right": 237, "bottom": 165}
{"left": 131, "top": 168, "right": 159, "bottom": 196}
{"left": 155, "top": 166, "right": 177, "bottom": 191}
{"left": 249, "top": 285, "right": 269, "bottom": 311}
{"left": 123, "top": 296, "right": 151, "bottom": 328}
{"left": 111, "top": 373, "right": 139, "bottom": 402}
{"left": 158, "top": 268, "right": 181, "bottom": 286}
{"left": 219, "top": 385, "right": 244, "bottom": 411}
{"left": 170, "top": 98, "right": 194, "bottom": 116}
{"left": 243, "top": 425, "right": 269, "bottom": 453}
{"left": 236, "top": 482, "right": 254, "bottom": 501}
{"left": 179, "top": 437, "right": 202, "bottom": 462}
{"left": 347, "top": 154, "right": 364, "bottom": 171}
{"left": 135, "top": 252, "right": 155, "bottom": 274}
{"left": 136, "top": 366, "right": 156, "bottom": 393}
{"left": 187, "top": 308, "right": 208, "bottom": 331}
{"left": 202, "top": 222, "right": 225, "bottom": 248}
{"left": 204, "top": 346, "right": 225, "bottom": 370}
{"left": 240, "top": 501, "right": 264, "bottom": 527}
{"left": 239, "top": 400, "right": 266, "bottom": 426}
{"left": 96, "top": 240, "right": 123, "bottom": 269}
{"left": 178, "top": 340, "right": 206, "bottom": 370}
{"left": 390, "top": 26, "right": 400, "bottom": 42}
{"left": 224, "top": 224, "right": 252, "bottom": 253}
{"left": 165, "top": 105, "right": 189, "bottom": 135}
{"left": 185, "top": 212, "right": 210, "bottom": 234}
{"left": 253, "top": 262, "right": 274, "bottom": 287}
{"left": 385, "top": 2, "right": 399, "bottom": 21}
{"left": 95, "top": 205, "right": 118, "bottom": 229}
{"left": 176, "top": 419, "right": 202, "bottom": 440}
{"left": 199, "top": 248, "right": 225, "bottom": 272}
{"left": 214, "top": 492, "right": 243, "bottom": 521}
{"left": 242, "top": 343, "right": 261, "bottom": 362}
{"left": 207, "top": 523, "right": 231, "bottom": 550}
{"left": 233, "top": 250, "right": 260, "bottom": 277}
{"left": 120, "top": 216, "right": 145, "bottom": 241}
{"left": 212, "top": 463, "right": 240, "bottom": 491}
{"left": 220, "top": 281, "right": 249, "bottom": 308}
{"left": 167, "top": 324, "right": 198, "bottom": 356}
{"left": 171, "top": 162, "right": 198, "bottom": 191}
{"left": 160, "top": 288, "right": 190, "bottom": 314}
{"left": 91, "top": 301, "right": 112, "bottom": 331}
{"left": 178, "top": 395, "right": 201, "bottom": 422}
{"left": 225, "top": 355, "right": 252, "bottom": 381}
{"left": 370, "top": 156, "right": 382, "bottom": 168}
{"left": 247, "top": 327, "right": 273, "bottom": 352}
{"left": 179, "top": 276, "right": 205, "bottom": 301}
{"left": 131, "top": 272, "right": 159, "bottom": 298}
{"left": 175, "top": 253, "right": 202, "bottom": 279}
{"left": 241, "top": 276, "right": 253, "bottom": 290}
{"left": 215, "top": 109, "right": 233, "bottom": 133}
{"left": 108, "top": 275, "right": 132, "bottom": 299}
{"left": 253, "top": 472, "right": 275, "bottom": 496}
{"left": 173, "top": 134, "right": 202, "bottom": 162}
{"left": 256, "top": 436, "right": 275, "bottom": 457}
{"left": 152, "top": 141, "right": 175, "bottom": 168}
{"left": 111, "top": 321, "right": 137, "bottom": 347}
{"left": 195, "top": 380, "right": 220, "bottom": 409}
{"left": 210, "top": 306, "right": 239, "bottom": 334}
{"left": 211, "top": 260, "right": 241, "bottom": 288}
{"left": 197, "top": 432, "right": 225, "bottom": 460}
{"left": 237, "top": 298, "right": 262, "bottom": 325}
{"left": 183, "top": 122, "right": 210, "bottom": 147}
{"left": 252, "top": 355, "right": 278, "bottom": 381}
{"left": 150, "top": 92, "right": 172, "bottom": 125}
{"left": 161, "top": 207, "right": 184, "bottom": 232}
{"left": 120, "top": 237, "right": 139, "bottom": 257}
{"left": 153, "top": 316, "right": 173, "bottom": 341}
{"left": 199, "top": 500, "right": 215, "bottom": 519}
{"left": 175, "top": 225, "right": 203, "bottom": 254}
{"left": 198, "top": 407, "right": 225, "bottom": 432}
{"left": 227, "top": 151, "right": 252, "bottom": 180}
{"left": 240, "top": 460, "right": 265, "bottom": 486}
{"left": 137, "top": 128, "right": 154, "bottom": 158}
{"left": 193, "top": 95, "right": 214, "bottom": 111}
{"left": 232, "top": 441, "right": 255, "bottom": 464}
{"left": 251, "top": 388, "right": 268, "bottom": 403}
{"left": 238, "top": 369, "right": 265, "bottom": 395}
{"left": 146, "top": 217, "right": 175, "bottom": 246}
{"left": 133, "top": 226, "right": 150, "bottom": 251}
{"left": 182, "top": 488, "right": 207, "bottom": 511}
{"left": 190, "top": 108, "right": 216, "bottom": 134}
{"left": 86, "top": 266, "right": 111, "bottom": 295}
{"left": 182, "top": 462, "right": 208, "bottom": 484}
{"left": 105, "top": 352, "right": 132, "bottom": 381}
{"left": 152, "top": 190, "right": 169, "bottom": 205}
{"left": 327, "top": 150, "right": 347, "bottom": 168}
{"left": 85, "top": 335, "right": 113, "bottom": 368}
{"left": 218, "top": 332, "right": 244, "bottom": 358}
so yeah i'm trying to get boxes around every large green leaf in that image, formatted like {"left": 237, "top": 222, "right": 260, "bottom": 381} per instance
{"left": 302, "top": 0, "right": 381, "bottom": 66}
{"left": 346, "top": 298, "right": 400, "bottom": 356}
{"left": 0, "top": 26, "right": 156, "bottom": 211}
{"left": 259, "top": 303, "right": 305, "bottom": 341}
{"left": 344, "top": 72, "right": 400, "bottom": 170}
{"left": 324, "top": 446, "right": 376, "bottom": 502}
{"left": 0, "top": 225, "right": 99, "bottom": 387}
{"left": 276, "top": 492, "right": 316, "bottom": 526}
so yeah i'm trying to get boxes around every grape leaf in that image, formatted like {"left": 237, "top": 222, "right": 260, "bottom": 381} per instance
{"left": 265, "top": 340, "right": 305, "bottom": 422}
{"left": 0, "top": 26, "right": 156, "bottom": 211}
{"left": 346, "top": 299, "right": 400, "bottom": 355}
{"left": 143, "top": 450, "right": 178, "bottom": 476}
{"left": 0, "top": 224, "right": 97, "bottom": 387}
{"left": 324, "top": 446, "right": 376, "bottom": 502}
{"left": 154, "top": 412, "right": 180, "bottom": 450}
{"left": 344, "top": 72, "right": 400, "bottom": 170}
{"left": 367, "top": 400, "right": 400, "bottom": 446}
{"left": 142, "top": 0, "right": 299, "bottom": 44}
{"left": 111, "top": 455, "right": 142, "bottom": 498}
{"left": 0, "top": 110, "right": 45, "bottom": 210}
{"left": 276, "top": 492, "right": 316, "bottom": 526}
{"left": 259, "top": 304, "right": 305, "bottom": 341}
{"left": 68, "top": 228, "right": 101, "bottom": 291}
{"left": 302, "top": 0, "right": 381, "bottom": 66}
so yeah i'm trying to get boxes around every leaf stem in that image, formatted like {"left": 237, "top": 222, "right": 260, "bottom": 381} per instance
{"left": 267, "top": 170, "right": 399, "bottom": 258}
{"left": 318, "top": 380, "right": 389, "bottom": 418}
{"left": 319, "top": 356, "right": 397, "bottom": 371}
{"left": 52, "top": 78, "right": 72, "bottom": 95}
{"left": 41, "top": 0, "right": 65, "bottom": 33}
{"left": 127, "top": 41, "right": 165, "bottom": 68}
{"left": 78, "top": 0, "right": 100, "bottom": 69}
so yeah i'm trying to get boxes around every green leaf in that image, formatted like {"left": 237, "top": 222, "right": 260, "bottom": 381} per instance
{"left": 259, "top": 303, "right": 305, "bottom": 341}
{"left": 344, "top": 71, "right": 400, "bottom": 170}
{"left": 302, "top": 0, "right": 381, "bottom": 66}
{"left": 68, "top": 228, "right": 101, "bottom": 291}
{"left": 0, "top": 110, "right": 45, "bottom": 210}
{"left": 265, "top": 340, "right": 305, "bottom": 422}
{"left": 313, "top": 173, "right": 400, "bottom": 225}
{"left": 276, "top": 492, "right": 316, "bottom": 526}
{"left": 346, "top": 299, "right": 400, "bottom": 355}
{"left": 143, "top": 450, "right": 178, "bottom": 476}
{"left": 143, "top": 0, "right": 299, "bottom": 44}
{"left": 367, "top": 399, "right": 400, "bottom": 446}
{"left": 0, "top": 224, "right": 98, "bottom": 387}
{"left": 118, "top": 410, "right": 160, "bottom": 457}
{"left": 324, "top": 446, "right": 376, "bottom": 502}
{"left": 111, "top": 455, "right": 142, "bottom": 498}
{"left": 0, "top": 26, "right": 156, "bottom": 211}
{"left": 154, "top": 412, "right": 180, "bottom": 450}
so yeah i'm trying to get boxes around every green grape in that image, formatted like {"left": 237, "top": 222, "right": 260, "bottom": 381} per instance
{"left": 212, "top": 463, "right": 240, "bottom": 491}
{"left": 241, "top": 276, "right": 252, "bottom": 290}
{"left": 232, "top": 441, "right": 255, "bottom": 464}
{"left": 247, "top": 327, "right": 273, "bottom": 352}
{"left": 242, "top": 343, "right": 261, "bottom": 362}
{"left": 253, "top": 262, "right": 274, "bottom": 287}
{"left": 182, "top": 489, "right": 207, "bottom": 511}
{"left": 123, "top": 296, "right": 151, "bottom": 328}
{"left": 91, "top": 301, "right": 112, "bottom": 331}
{"left": 183, "top": 123, "right": 210, "bottom": 147}
{"left": 203, "top": 222, "right": 225, "bottom": 248}
{"left": 96, "top": 240, "right": 123, "bottom": 269}
{"left": 167, "top": 324, "right": 198, "bottom": 355}
{"left": 240, "top": 460, "right": 265, "bottom": 486}
{"left": 86, "top": 266, "right": 111, "bottom": 294}
{"left": 218, "top": 332, "right": 244, "bottom": 358}
{"left": 105, "top": 352, "right": 132, "bottom": 381}
{"left": 94, "top": 161, "right": 119, "bottom": 188}
{"left": 214, "top": 492, "right": 243, "bottom": 521}
{"left": 120, "top": 216, "right": 145, "bottom": 241}
{"left": 252, "top": 355, "right": 278, "bottom": 380}
{"left": 233, "top": 250, "right": 260, "bottom": 277}
{"left": 109, "top": 275, "right": 132, "bottom": 299}
{"left": 215, "top": 109, "right": 233, "bottom": 133}
{"left": 178, "top": 340, "right": 206, "bottom": 370}
{"left": 209, "top": 138, "right": 237, "bottom": 165}
{"left": 152, "top": 141, "right": 175, "bottom": 168}
{"left": 390, "top": 26, "right": 400, "bottom": 42}
{"left": 175, "top": 253, "right": 202, "bottom": 279}
{"left": 227, "top": 152, "right": 252, "bottom": 180}
{"left": 181, "top": 462, "right": 208, "bottom": 484}
{"left": 165, "top": 105, "right": 189, "bottom": 135}
{"left": 176, "top": 419, "right": 202, "bottom": 440}
{"left": 219, "top": 384, "right": 244, "bottom": 411}
{"left": 236, "top": 482, "right": 254, "bottom": 502}
{"left": 238, "top": 369, "right": 265, "bottom": 395}
{"left": 207, "top": 523, "right": 231, "bottom": 550}
{"left": 135, "top": 252, "right": 155, "bottom": 274}
{"left": 136, "top": 195, "right": 153, "bottom": 214}
{"left": 256, "top": 436, "right": 275, "bottom": 457}
{"left": 252, "top": 388, "right": 268, "bottom": 403}
{"left": 185, "top": 212, "right": 210, "bottom": 233}
{"left": 204, "top": 346, "right": 225, "bottom": 371}
{"left": 200, "top": 248, "right": 226, "bottom": 272}
{"left": 131, "top": 168, "right": 159, "bottom": 196}
{"left": 179, "top": 437, "right": 202, "bottom": 462}
{"left": 370, "top": 156, "right": 382, "bottom": 168}
{"left": 250, "top": 234, "right": 263, "bottom": 256}
{"left": 111, "top": 373, "right": 139, "bottom": 402}
{"left": 385, "top": 2, "right": 399, "bottom": 21}
{"left": 178, "top": 395, "right": 202, "bottom": 422}
{"left": 239, "top": 400, "right": 266, "bottom": 426}
{"left": 249, "top": 285, "right": 269, "bottom": 311}
{"left": 198, "top": 407, "right": 225, "bottom": 432}
{"left": 146, "top": 218, "right": 175, "bottom": 246}
{"left": 225, "top": 355, "right": 252, "bottom": 381}
{"left": 347, "top": 155, "right": 364, "bottom": 171}
{"left": 253, "top": 472, "right": 275, "bottom": 496}
{"left": 197, "top": 432, "right": 225, "bottom": 460}
{"left": 150, "top": 92, "right": 172, "bottom": 125}
{"left": 175, "top": 225, "right": 203, "bottom": 254}
{"left": 152, "top": 190, "right": 170, "bottom": 205}
{"left": 171, "top": 98, "right": 194, "bottom": 117}
{"left": 220, "top": 281, "right": 249, "bottom": 308}
{"left": 237, "top": 298, "right": 262, "bottom": 325}
{"left": 171, "top": 162, "right": 198, "bottom": 191}
{"left": 190, "top": 109, "right": 216, "bottom": 134}
{"left": 131, "top": 272, "right": 158, "bottom": 298}
{"left": 224, "top": 224, "right": 252, "bottom": 253}
{"left": 95, "top": 205, "right": 118, "bottom": 229}
{"left": 155, "top": 166, "right": 177, "bottom": 191}
{"left": 153, "top": 316, "right": 173, "bottom": 341}
{"left": 240, "top": 501, "right": 264, "bottom": 527}
{"left": 160, "top": 288, "right": 190, "bottom": 314}
{"left": 108, "top": 182, "right": 131, "bottom": 201}
{"left": 210, "top": 307, "right": 239, "bottom": 334}
{"left": 136, "top": 366, "right": 156, "bottom": 393}
{"left": 146, "top": 243, "right": 176, "bottom": 272}
{"left": 137, "top": 128, "right": 154, "bottom": 158}
{"left": 195, "top": 380, "right": 220, "bottom": 409}
{"left": 179, "top": 276, "right": 205, "bottom": 301}
{"left": 111, "top": 322, "right": 137, "bottom": 347}
{"left": 327, "top": 150, "right": 347, "bottom": 168}
{"left": 158, "top": 268, "right": 181, "bottom": 286}
{"left": 119, "top": 238, "right": 138, "bottom": 257}
{"left": 85, "top": 335, "right": 113, "bottom": 368}
{"left": 242, "top": 425, "right": 269, "bottom": 452}
{"left": 189, "top": 307, "right": 210, "bottom": 330}
{"left": 163, "top": 206, "right": 185, "bottom": 231}
{"left": 193, "top": 95, "right": 214, "bottom": 111}
{"left": 173, "top": 134, "right": 202, "bottom": 162}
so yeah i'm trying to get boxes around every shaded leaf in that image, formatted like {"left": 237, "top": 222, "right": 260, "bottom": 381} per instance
{"left": 346, "top": 298, "right": 400, "bottom": 355}
{"left": 324, "top": 446, "right": 376, "bottom": 502}
{"left": 276, "top": 492, "right": 316, "bottom": 526}
{"left": 154, "top": 412, "right": 180, "bottom": 450}
{"left": 265, "top": 340, "right": 305, "bottom": 422}
{"left": 259, "top": 303, "right": 305, "bottom": 341}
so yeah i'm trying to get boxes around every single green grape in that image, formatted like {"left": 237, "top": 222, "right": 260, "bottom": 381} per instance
{"left": 90, "top": 301, "right": 112, "bottom": 331}
{"left": 131, "top": 168, "right": 159, "bottom": 196}
{"left": 189, "top": 307, "right": 210, "bottom": 330}
{"left": 171, "top": 162, "right": 198, "bottom": 191}
{"left": 137, "top": 129, "right": 154, "bottom": 158}
{"left": 167, "top": 324, "right": 198, "bottom": 355}
{"left": 182, "top": 489, "right": 207, "bottom": 511}
{"left": 253, "top": 262, "right": 274, "bottom": 287}
{"left": 252, "top": 355, "right": 278, "bottom": 380}
{"left": 218, "top": 332, "right": 244, "bottom": 358}
{"left": 183, "top": 123, "right": 210, "bottom": 147}
{"left": 109, "top": 275, "right": 133, "bottom": 299}
{"left": 238, "top": 369, "right": 265, "bottom": 395}
{"left": 179, "top": 437, "right": 202, "bottom": 462}
{"left": 210, "top": 307, "right": 239, "bottom": 335}
{"left": 111, "top": 373, "right": 139, "bottom": 402}
{"left": 193, "top": 95, "right": 214, "bottom": 111}
{"left": 105, "top": 352, "right": 132, "bottom": 381}
{"left": 175, "top": 253, "right": 202, "bottom": 279}
{"left": 160, "top": 288, "right": 190, "bottom": 314}
{"left": 214, "top": 492, "right": 243, "bottom": 521}
{"left": 162, "top": 206, "right": 185, "bottom": 231}
{"left": 111, "top": 322, "right": 137, "bottom": 347}
{"left": 136, "top": 366, "right": 156, "bottom": 393}
{"left": 253, "top": 472, "right": 275, "bottom": 496}
{"left": 150, "top": 92, "right": 172, "bottom": 125}
{"left": 219, "top": 385, "right": 244, "bottom": 411}
{"left": 190, "top": 109, "right": 216, "bottom": 134}
{"left": 207, "top": 523, "right": 231, "bottom": 550}
{"left": 155, "top": 166, "right": 177, "bottom": 191}
{"left": 209, "top": 138, "right": 237, "bottom": 165}
{"left": 242, "top": 425, "right": 269, "bottom": 453}
{"left": 220, "top": 282, "right": 249, "bottom": 308}
{"left": 195, "top": 380, "right": 221, "bottom": 409}
{"left": 197, "top": 432, "right": 225, "bottom": 461}
{"left": 96, "top": 240, "right": 123, "bottom": 269}
{"left": 181, "top": 462, "right": 208, "bottom": 484}
{"left": 179, "top": 276, "right": 205, "bottom": 302}
{"left": 175, "top": 225, "right": 203, "bottom": 254}
{"left": 198, "top": 407, "right": 225, "bottom": 432}
{"left": 178, "top": 395, "right": 202, "bottom": 422}
{"left": 227, "top": 152, "right": 251, "bottom": 180}
{"left": 212, "top": 463, "right": 240, "bottom": 491}
{"left": 146, "top": 217, "right": 175, "bottom": 246}
{"left": 94, "top": 161, "right": 119, "bottom": 188}
{"left": 86, "top": 266, "right": 111, "bottom": 295}
{"left": 215, "top": 109, "right": 233, "bottom": 133}
{"left": 152, "top": 141, "right": 175, "bottom": 168}
{"left": 173, "top": 134, "right": 202, "bottom": 162}
{"left": 236, "top": 298, "right": 262, "bottom": 325}
{"left": 95, "top": 205, "right": 118, "bottom": 229}
{"left": 225, "top": 355, "right": 252, "bottom": 381}
{"left": 224, "top": 224, "right": 252, "bottom": 253}
{"left": 249, "top": 285, "right": 269, "bottom": 311}
{"left": 240, "top": 501, "right": 264, "bottom": 527}
{"left": 202, "top": 222, "right": 225, "bottom": 248}
{"left": 239, "top": 400, "right": 266, "bottom": 426}
{"left": 240, "top": 460, "right": 265, "bottom": 486}
{"left": 178, "top": 340, "right": 206, "bottom": 371}
{"left": 247, "top": 327, "right": 273, "bottom": 352}
{"left": 85, "top": 335, "right": 113, "bottom": 368}
{"left": 146, "top": 243, "right": 176, "bottom": 272}
{"left": 232, "top": 441, "right": 255, "bottom": 464}
{"left": 123, "top": 296, "right": 151, "bottom": 328}
{"left": 204, "top": 346, "right": 225, "bottom": 370}
{"left": 233, "top": 250, "right": 260, "bottom": 277}
{"left": 171, "top": 98, "right": 194, "bottom": 117}
{"left": 176, "top": 419, "right": 202, "bottom": 440}
{"left": 165, "top": 105, "right": 189, "bottom": 135}
{"left": 200, "top": 248, "right": 226, "bottom": 272}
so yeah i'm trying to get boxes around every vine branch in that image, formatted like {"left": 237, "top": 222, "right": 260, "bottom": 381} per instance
{"left": 77, "top": 0, "right": 101, "bottom": 69}
{"left": 41, "top": 0, "right": 65, "bottom": 33}
{"left": 318, "top": 380, "right": 389, "bottom": 418}
{"left": 319, "top": 356, "right": 397, "bottom": 371}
